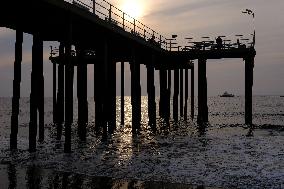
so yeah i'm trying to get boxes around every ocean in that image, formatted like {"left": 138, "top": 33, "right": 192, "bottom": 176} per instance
{"left": 0, "top": 96, "right": 283, "bottom": 189}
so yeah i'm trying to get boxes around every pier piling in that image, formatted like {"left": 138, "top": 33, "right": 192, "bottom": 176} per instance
{"left": 191, "top": 66, "right": 195, "bottom": 120}
{"left": 109, "top": 59, "right": 116, "bottom": 133}
{"left": 94, "top": 57, "right": 103, "bottom": 133}
{"left": 77, "top": 47, "right": 88, "bottom": 141}
{"left": 159, "top": 69, "right": 167, "bottom": 119}
{"left": 131, "top": 52, "right": 141, "bottom": 133}
{"left": 197, "top": 58, "right": 208, "bottom": 124}
{"left": 29, "top": 34, "right": 43, "bottom": 152}
{"left": 53, "top": 54, "right": 57, "bottom": 123}
{"left": 121, "top": 62, "right": 125, "bottom": 125}
{"left": 173, "top": 69, "right": 179, "bottom": 121}
{"left": 167, "top": 70, "right": 172, "bottom": 120}
{"left": 10, "top": 30, "right": 23, "bottom": 150}
{"left": 147, "top": 56, "right": 156, "bottom": 129}
{"left": 56, "top": 43, "right": 65, "bottom": 140}
{"left": 245, "top": 56, "right": 254, "bottom": 125}
{"left": 64, "top": 21, "right": 73, "bottom": 152}
{"left": 180, "top": 69, "right": 184, "bottom": 117}
{"left": 184, "top": 69, "right": 188, "bottom": 120}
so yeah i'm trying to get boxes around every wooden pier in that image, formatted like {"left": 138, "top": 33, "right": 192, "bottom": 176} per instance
{"left": 0, "top": 0, "right": 255, "bottom": 152}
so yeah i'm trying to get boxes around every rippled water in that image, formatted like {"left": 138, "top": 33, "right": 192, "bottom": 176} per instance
{"left": 0, "top": 96, "right": 283, "bottom": 189}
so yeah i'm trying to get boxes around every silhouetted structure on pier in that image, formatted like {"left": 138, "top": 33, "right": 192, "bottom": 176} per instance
{"left": 0, "top": 0, "right": 255, "bottom": 152}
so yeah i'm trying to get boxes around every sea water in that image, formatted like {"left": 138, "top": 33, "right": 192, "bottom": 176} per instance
{"left": 0, "top": 96, "right": 283, "bottom": 189}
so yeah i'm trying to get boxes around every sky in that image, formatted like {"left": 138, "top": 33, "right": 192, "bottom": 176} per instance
{"left": 0, "top": 0, "right": 283, "bottom": 97}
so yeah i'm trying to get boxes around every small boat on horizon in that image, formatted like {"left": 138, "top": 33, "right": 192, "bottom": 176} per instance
{"left": 220, "top": 91, "right": 235, "bottom": 97}
{"left": 281, "top": 96, "right": 284, "bottom": 97}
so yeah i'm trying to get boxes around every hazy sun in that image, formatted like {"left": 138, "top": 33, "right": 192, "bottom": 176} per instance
{"left": 121, "top": 0, "right": 144, "bottom": 19}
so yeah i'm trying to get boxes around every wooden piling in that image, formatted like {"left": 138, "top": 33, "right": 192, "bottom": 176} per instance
{"left": 147, "top": 56, "right": 156, "bottom": 129}
{"left": 108, "top": 60, "right": 116, "bottom": 134}
{"left": 29, "top": 34, "right": 43, "bottom": 152}
{"left": 197, "top": 59, "right": 208, "bottom": 124}
{"left": 77, "top": 47, "right": 88, "bottom": 141}
{"left": 180, "top": 69, "right": 184, "bottom": 117}
{"left": 38, "top": 36, "right": 44, "bottom": 142}
{"left": 245, "top": 56, "right": 254, "bottom": 125}
{"left": 94, "top": 58, "right": 103, "bottom": 133}
{"left": 10, "top": 30, "right": 23, "bottom": 150}
{"left": 121, "top": 62, "right": 125, "bottom": 125}
{"left": 53, "top": 56, "right": 57, "bottom": 123}
{"left": 56, "top": 43, "right": 65, "bottom": 140}
{"left": 191, "top": 66, "right": 194, "bottom": 120}
{"left": 102, "top": 41, "right": 109, "bottom": 137}
{"left": 167, "top": 70, "right": 172, "bottom": 120}
{"left": 130, "top": 52, "right": 141, "bottom": 133}
{"left": 159, "top": 69, "right": 167, "bottom": 119}
{"left": 173, "top": 69, "right": 179, "bottom": 121}
{"left": 184, "top": 69, "right": 188, "bottom": 120}
{"left": 64, "top": 20, "right": 73, "bottom": 153}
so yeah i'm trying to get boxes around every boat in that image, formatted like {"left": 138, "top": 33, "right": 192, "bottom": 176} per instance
{"left": 220, "top": 91, "right": 234, "bottom": 97}
{"left": 281, "top": 96, "right": 284, "bottom": 97}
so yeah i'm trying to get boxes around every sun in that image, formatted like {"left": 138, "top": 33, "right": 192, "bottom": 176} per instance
{"left": 121, "top": 0, "right": 144, "bottom": 19}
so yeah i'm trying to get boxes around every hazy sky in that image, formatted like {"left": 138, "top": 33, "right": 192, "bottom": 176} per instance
{"left": 0, "top": 0, "right": 283, "bottom": 97}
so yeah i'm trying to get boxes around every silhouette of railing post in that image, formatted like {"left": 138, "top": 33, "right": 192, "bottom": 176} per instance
{"left": 184, "top": 68, "right": 188, "bottom": 120}
{"left": 92, "top": 0, "right": 95, "bottom": 13}
{"left": 10, "top": 30, "right": 23, "bottom": 150}
{"left": 173, "top": 69, "right": 179, "bottom": 121}
{"left": 122, "top": 13, "right": 125, "bottom": 29}
{"left": 29, "top": 34, "right": 43, "bottom": 152}
{"left": 130, "top": 50, "right": 141, "bottom": 133}
{"left": 121, "top": 62, "right": 125, "bottom": 125}
{"left": 77, "top": 47, "right": 88, "bottom": 141}
{"left": 180, "top": 69, "right": 184, "bottom": 117}
{"left": 64, "top": 20, "right": 73, "bottom": 153}
{"left": 108, "top": 4, "right": 112, "bottom": 22}
{"left": 191, "top": 66, "right": 195, "bottom": 120}
{"left": 245, "top": 56, "right": 254, "bottom": 125}
{"left": 56, "top": 43, "right": 65, "bottom": 140}
{"left": 197, "top": 58, "right": 208, "bottom": 124}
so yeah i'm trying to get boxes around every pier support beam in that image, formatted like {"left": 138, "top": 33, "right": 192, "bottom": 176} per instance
{"left": 180, "top": 69, "right": 184, "bottom": 117}
{"left": 197, "top": 59, "right": 208, "bottom": 124}
{"left": 10, "top": 30, "right": 23, "bottom": 150}
{"left": 167, "top": 70, "right": 171, "bottom": 120}
{"left": 245, "top": 56, "right": 254, "bottom": 125}
{"left": 159, "top": 69, "right": 167, "bottom": 119}
{"left": 108, "top": 59, "right": 116, "bottom": 134}
{"left": 121, "top": 62, "right": 125, "bottom": 125}
{"left": 53, "top": 56, "right": 57, "bottom": 123}
{"left": 56, "top": 44, "right": 65, "bottom": 140}
{"left": 173, "top": 69, "right": 179, "bottom": 121}
{"left": 38, "top": 39, "right": 44, "bottom": 143}
{"left": 94, "top": 57, "right": 103, "bottom": 133}
{"left": 29, "top": 34, "right": 43, "bottom": 152}
{"left": 147, "top": 56, "right": 156, "bottom": 129}
{"left": 184, "top": 69, "right": 188, "bottom": 120}
{"left": 131, "top": 53, "right": 141, "bottom": 133}
{"left": 191, "top": 66, "right": 195, "bottom": 120}
{"left": 64, "top": 22, "right": 73, "bottom": 153}
{"left": 77, "top": 48, "right": 88, "bottom": 141}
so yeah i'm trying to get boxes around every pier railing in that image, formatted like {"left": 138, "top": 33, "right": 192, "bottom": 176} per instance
{"left": 64, "top": 0, "right": 168, "bottom": 50}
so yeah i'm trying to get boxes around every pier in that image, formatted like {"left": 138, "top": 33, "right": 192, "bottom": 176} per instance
{"left": 0, "top": 0, "right": 256, "bottom": 152}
